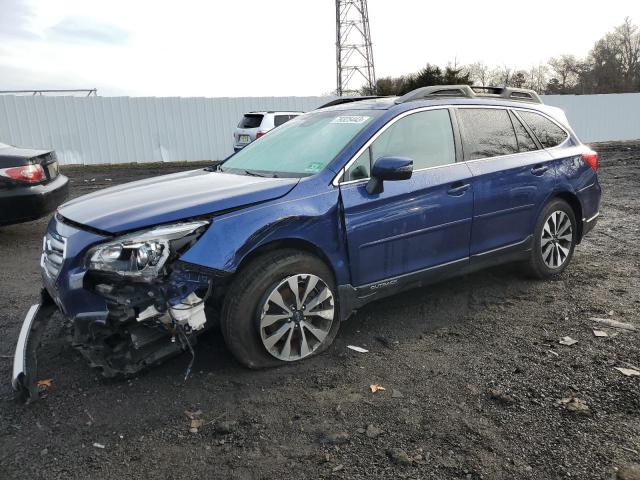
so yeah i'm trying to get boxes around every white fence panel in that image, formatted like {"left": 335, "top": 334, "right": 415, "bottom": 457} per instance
{"left": 0, "top": 96, "right": 335, "bottom": 165}
{"left": 0, "top": 93, "right": 638, "bottom": 165}
{"left": 543, "top": 93, "right": 640, "bottom": 143}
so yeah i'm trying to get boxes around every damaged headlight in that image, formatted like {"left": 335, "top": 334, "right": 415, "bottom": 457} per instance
{"left": 87, "top": 221, "right": 209, "bottom": 279}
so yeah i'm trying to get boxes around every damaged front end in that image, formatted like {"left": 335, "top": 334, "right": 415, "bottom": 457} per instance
{"left": 13, "top": 218, "right": 217, "bottom": 401}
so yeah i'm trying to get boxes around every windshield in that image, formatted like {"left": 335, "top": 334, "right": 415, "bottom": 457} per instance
{"left": 221, "top": 109, "right": 380, "bottom": 177}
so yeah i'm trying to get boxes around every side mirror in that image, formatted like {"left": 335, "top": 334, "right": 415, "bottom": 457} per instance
{"left": 366, "top": 156, "right": 413, "bottom": 194}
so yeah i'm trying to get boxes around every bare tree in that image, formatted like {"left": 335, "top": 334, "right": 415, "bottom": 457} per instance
{"left": 548, "top": 55, "right": 580, "bottom": 92}
{"left": 370, "top": 18, "right": 639, "bottom": 97}
{"left": 467, "top": 61, "right": 491, "bottom": 87}
{"left": 489, "top": 66, "right": 512, "bottom": 87}
{"left": 510, "top": 70, "right": 527, "bottom": 88}
{"left": 587, "top": 17, "right": 640, "bottom": 93}
{"left": 615, "top": 17, "right": 640, "bottom": 90}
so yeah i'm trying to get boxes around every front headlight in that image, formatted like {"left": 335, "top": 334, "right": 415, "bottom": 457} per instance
{"left": 87, "top": 221, "right": 209, "bottom": 279}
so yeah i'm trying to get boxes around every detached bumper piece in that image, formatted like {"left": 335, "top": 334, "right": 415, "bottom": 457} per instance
{"left": 12, "top": 290, "right": 57, "bottom": 403}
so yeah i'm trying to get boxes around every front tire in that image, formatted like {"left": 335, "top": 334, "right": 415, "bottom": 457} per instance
{"left": 526, "top": 199, "right": 577, "bottom": 279}
{"left": 221, "top": 250, "right": 340, "bottom": 368}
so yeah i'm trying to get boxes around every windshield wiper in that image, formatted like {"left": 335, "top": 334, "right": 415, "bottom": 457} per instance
{"left": 241, "top": 169, "right": 269, "bottom": 178}
{"left": 215, "top": 167, "right": 274, "bottom": 178}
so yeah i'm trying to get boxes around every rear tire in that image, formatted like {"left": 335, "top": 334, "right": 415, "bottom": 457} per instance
{"left": 221, "top": 249, "right": 340, "bottom": 368}
{"left": 526, "top": 198, "right": 577, "bottom": 279}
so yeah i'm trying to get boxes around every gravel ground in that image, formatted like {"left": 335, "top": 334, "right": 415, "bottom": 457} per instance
{"left": 0, "top": 144, "right": 638, "bottom": 479}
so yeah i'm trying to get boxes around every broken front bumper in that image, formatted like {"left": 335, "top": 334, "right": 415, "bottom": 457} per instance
{"left": 12, "top": 216, "right": 219, "bottom": 402}
{"left": 12, "top": 289, "right": 57, "bottom": 403}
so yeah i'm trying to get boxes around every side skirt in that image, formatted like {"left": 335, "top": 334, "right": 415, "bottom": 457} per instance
{"left": 338, "top": 235, "right": 532, "bottom": 320}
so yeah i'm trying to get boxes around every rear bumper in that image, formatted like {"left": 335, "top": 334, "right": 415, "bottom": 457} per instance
{"left": 582, "top": 211, "right": 599, "bottom": 237}
{"left": 0, "top": 174, "right": 69, "bottom": 225}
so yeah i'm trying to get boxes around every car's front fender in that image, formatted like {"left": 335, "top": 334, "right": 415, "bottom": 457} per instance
{"left": 179, "top": 186, "right": 351, "bottom": 285}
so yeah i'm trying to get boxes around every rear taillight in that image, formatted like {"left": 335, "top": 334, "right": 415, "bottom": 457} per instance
{"left": 256, "top": 131, "right": 266, "bottom": 139}
{"left": 0, "top": 164, "right": 46, "bottom": 183}
{"left": 582, "top": 150, "right": 598, "bottom": 172}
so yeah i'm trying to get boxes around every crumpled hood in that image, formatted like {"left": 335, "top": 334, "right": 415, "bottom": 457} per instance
{"left": 58, "top": 169, "right": 299, "bottom": 234}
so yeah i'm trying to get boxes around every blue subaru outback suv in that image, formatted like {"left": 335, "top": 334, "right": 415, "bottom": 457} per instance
{"left": 13, "top": 85, "right": 601, "bottom": 400}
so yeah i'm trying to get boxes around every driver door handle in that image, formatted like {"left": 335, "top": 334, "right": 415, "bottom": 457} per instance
{"left": 531, "top": 164, "right": 549, "bottom": 176}
{"left": 447, "top": 182, "right": 471, "bottom": 196}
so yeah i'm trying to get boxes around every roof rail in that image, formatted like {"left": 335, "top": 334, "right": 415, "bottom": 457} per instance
{"left": 471, "top": 86, "right": 542, "bottom": 103}
{"left": 395, "top": 85, "right": 542, "bottom": 104}
{"left": 316, "top": 96, "right": 388, "bottom": 109}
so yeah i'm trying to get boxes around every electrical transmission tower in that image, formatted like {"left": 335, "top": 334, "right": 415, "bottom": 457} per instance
{"left": 335, "top": 0, "right": 376, "bottom": 96}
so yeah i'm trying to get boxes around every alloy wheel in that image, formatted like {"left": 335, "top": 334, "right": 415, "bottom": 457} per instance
{"left": 259, "top": 274, "right": 335, "bottom": 361}
{"left": 541, "top": 210, "right": 573, "bottom": 268}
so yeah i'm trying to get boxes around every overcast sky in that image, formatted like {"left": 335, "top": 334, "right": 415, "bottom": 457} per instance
{"left": 0, "top": 0, "right": 637, "bottom": 97}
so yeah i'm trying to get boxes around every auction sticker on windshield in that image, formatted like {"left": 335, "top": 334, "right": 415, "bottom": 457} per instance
{"left": 330, "top": 115, "right": 371, "bottom": 124}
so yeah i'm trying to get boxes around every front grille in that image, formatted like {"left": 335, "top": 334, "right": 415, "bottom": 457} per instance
{"left": 41, "top": 231, "right": 67, "bottom": 279}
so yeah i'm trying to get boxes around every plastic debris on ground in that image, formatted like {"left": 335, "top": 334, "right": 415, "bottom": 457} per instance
{"left": 558, "top": 396, "right": 590, "bottom": 414}
{"left": 617, "top": 464, "right": 640, "bottom": 480}
{"left": 593, "top": 329, "right": 609, "bottom": 337}
{"left": 369, "top": 384, "right": 386, "bottom": 393}
{"left": 347, "top": 345, "right": 368, "bottom": 353}
{"left": 189, "top": 419, "right": 204, "bottom": 433}
{"left": 590, "top": 317, "right": 637, "bottom": 331}
{"left": 93, "top": 443, "right": 105, "bottom": 449}
{"left": 615, "top": 367, "right": 640, "bottom": 377}
{"left": 386, "top": 448, "right": 413, "bottom": 466}
{"left": 488, "top": 388, "right": 517, "bottom": 405}
{"left": 559, "top": 336, "right": 578, "bottom": 346}
{"left": 184, "top": 409, "right": 204, "bottom": 433}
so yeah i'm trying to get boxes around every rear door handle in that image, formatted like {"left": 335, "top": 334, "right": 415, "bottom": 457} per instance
{"left": 531, "top": 164, "right": 549, "bottom": 176}
{"left": 447, "top": 182, "right": 471, "bottom": 196}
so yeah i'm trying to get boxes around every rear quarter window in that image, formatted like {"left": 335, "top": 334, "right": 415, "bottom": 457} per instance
{"left": 509, "top": 111, "right": 538, "bottom": 152}
{"left": 518, "top": 111, "right": 568, "bottom": 148}
{"left": 457, "top": 108, "right": 518, "bottom": 160}
{"left": 238, "top": 114, "right": 264, "bottom": 128}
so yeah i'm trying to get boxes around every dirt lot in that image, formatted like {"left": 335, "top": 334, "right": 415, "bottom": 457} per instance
{"left": 0, "top": 144, "right": 639, "bottom": 479}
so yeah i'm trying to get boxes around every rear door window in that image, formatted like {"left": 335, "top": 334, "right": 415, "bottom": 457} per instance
{"left": 509, "top": 111, "right": 538, "bottom": 152}
{"left": 518, "top": 111, "right": 568, "bottom": 148}
{"left": 457, "top": 108, "right": 518, "bottom": 160}
{"left": 238, "top": 114, "right": 264, "bottom": 129}
{"left": 273, "top": 114, "right": 299, "bottom": 127}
